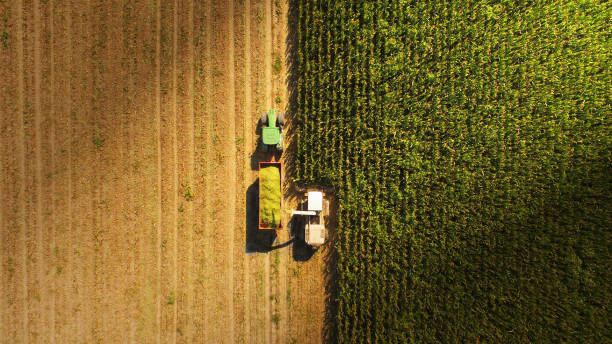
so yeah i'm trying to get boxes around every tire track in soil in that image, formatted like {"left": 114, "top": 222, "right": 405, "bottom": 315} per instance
{"left": 120, "top": 2, "right": 138, "bottom": 340}
{"left": 226, "top": 0, "right": 237, "bottom": 342}
{"left": 231, "top": 1, "right": 247, "bottom": 342}
{"left": 209, "top": 0, "right": 237, "bottom": 342}
{"left": 47, "top": 0, "right": 56, "bottom": 341}
{"left": 155, "top": 0, "right": 162, "bottom": 341}
{"left": 132, "top": 0, "right": 158, "bottom": 341}
{"left": 55, "top": 1, "right": 73, "bottom": 340}
{"left": 69, "top": 1, "right": 84, "bottom": 338}
{"left": 204, "top": 0, "right": 215, "bottom": 338}
{"left": 15, "top": 0, "right": 28, "bottom": 339}
{"left": 241, "top": 0, "right": 253, "bottom": 341}
{"left": 105, "top": 2, "right": 125, "bottom": 341}
{"left": 89, "top": 2, "right": 107, "bottom": 341}
{"left": 176, "top": 0, "right": 195, "bottom": 341}
{"left": 63, "top": 1, "right": 74, "bottom": 341}
{"left": 202, "top": 0, "right": 214, "bottom": 340}
{"left": 33, "top": 0, "right": 45, "bottom": 339}
{"left": 171, "top": 0, "right": 179, "bottom": 341}
{"left": 93, "top": 2, "right": 109, "bottom": 341}
{"left": 82, "top": 0, "right": 96, "bottom": 340}
{"left": 23, "top": 0, "right": 40, "bottom": 340}
{"left": 191, "top": 0, "right": 210, "bottom": 340}
{"left": 158, "top": 0, "right": 178, "bottom": 341}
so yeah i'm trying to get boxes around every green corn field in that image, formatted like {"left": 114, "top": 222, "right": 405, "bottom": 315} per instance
{"left": 289, "top": 1, "right": 611, "bottom": 342}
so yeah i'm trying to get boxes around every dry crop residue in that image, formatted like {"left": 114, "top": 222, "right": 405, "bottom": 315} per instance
{"left": 0, "top": 0, "right": 327, "bottom": 343}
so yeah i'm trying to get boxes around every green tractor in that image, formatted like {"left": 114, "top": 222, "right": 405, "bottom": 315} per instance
{"left": 260, "top": 109, "right": 285, "bottom": 152}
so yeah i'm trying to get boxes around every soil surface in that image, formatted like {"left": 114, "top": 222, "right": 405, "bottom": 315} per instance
{"left": 0, "top": 0, "right": 328, "bottom": 343}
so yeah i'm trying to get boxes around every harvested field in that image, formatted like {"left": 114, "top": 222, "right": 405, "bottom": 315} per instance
{"left": 0, "top": 0, "right": 328, "bottom": 343}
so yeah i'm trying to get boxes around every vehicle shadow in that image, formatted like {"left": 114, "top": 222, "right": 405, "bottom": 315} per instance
{"left": 245, "top": 180, "right": 277, "bottom": 253}
{"left": 245, "top": 180, "right": 295, "bottom": 253}
{"left": 288, "top": 202, "right": 316, "bottom": 261}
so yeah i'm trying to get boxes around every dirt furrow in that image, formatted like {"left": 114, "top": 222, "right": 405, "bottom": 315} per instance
{"left": 22, "top": 0, "right": 40, "bottom": 340}
{"left": 242, "top": 0, "right": 253, "bottom": 341}
{"left": 201, "top": 0, "right": 214, "bottom": 340}
{"left": 47, "top": 0, "right": 56, "bottom": 342}
{"left": 191, "top": 0, "right": 210, "bottom": 340}
{"left": 62, "top": 1, "right": 73, "bottom": 341}
{"left": 133, "top": 0, "right": 159, "bottom": 341}
{"left": 232, "top": 0, "right": 247, "bottom": 342}
{"left": 16, "top": 0, "right": 28, "bottom": 339}
{"left": 32, "top": 0, "right": 45, "bottom": 337}
{"left": 155, "top": 0, "right": 163, "bottom": 341}
{"left": 158, "top": 0, "right": 178, "bottom": 342}
{"left": 208, "top": 0, "right": 238, "bottom": 342}
{"left": 51, "top": 1, "right": 71, "bottom": 341}
{"left": 227, "top": 0, "right": 238, "bottom": 342}
{"left": 172, "top": 0, "right": 179, "bottom": 341}
{"left": 175, "top": 0, "right": 195, "bottom": 342}
{"left": 119, "top": 2, "right": 139, "bottom": 341}
{"left": 72, "top": 0, "right": 96, "bottom": 340}
{"left": 105, "top": 1, "right": 125, "bottom": 341}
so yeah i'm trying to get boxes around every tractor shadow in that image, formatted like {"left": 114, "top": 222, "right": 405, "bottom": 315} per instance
{"left": 245, "top": 180, "right": 277, "bottom": 253}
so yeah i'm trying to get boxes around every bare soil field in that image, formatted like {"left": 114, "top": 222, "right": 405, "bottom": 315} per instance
{"left": 0, "top": 0, "right": 328, "bottom": 343}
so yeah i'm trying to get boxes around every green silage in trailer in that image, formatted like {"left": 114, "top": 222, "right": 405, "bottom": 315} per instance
{"left": 290, "top": 0, "right": 611, "bottom": 343}
{"left": 259, "top": 165, "right": 281, "bottom": 228}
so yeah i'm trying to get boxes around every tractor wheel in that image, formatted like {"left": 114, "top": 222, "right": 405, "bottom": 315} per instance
{"left": 277, "top": 112, "right": 285, "bottom": 126}
{"left": 260, "top": 111, "right": 268, "bottom": 125}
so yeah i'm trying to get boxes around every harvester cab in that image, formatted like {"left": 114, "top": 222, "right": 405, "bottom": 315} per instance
{"left": 260, "top": 109, "right": 284, "bottom": 152}
{"left": 291, "top": 190, "right": 329, "bottom": 248}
